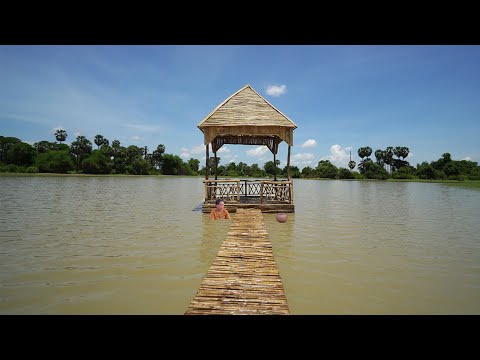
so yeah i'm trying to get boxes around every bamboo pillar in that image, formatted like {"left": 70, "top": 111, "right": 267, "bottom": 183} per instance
{"left": 287, "top": 145, "right": 291, "bottom": 180}
{"left": 273, "top": 153, "right": 277, "bottom": 181}
{"left": 205, "top": 144, "right": 210, "bottom": 200}
{"left": 205, "top": 144, "right": 209, "bottom": 180}
{"left": 214, "top": 151, "right": 218, "bottom": 180}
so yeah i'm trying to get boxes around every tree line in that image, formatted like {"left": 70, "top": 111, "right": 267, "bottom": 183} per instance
{"left": 1, "top": 132, "right": 479, "bottom": 180}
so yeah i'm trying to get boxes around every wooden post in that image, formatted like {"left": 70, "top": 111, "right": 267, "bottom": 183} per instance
{"left": 273, "top": 153, "right": 277, "bottom": 181}
{"left": 214, "top": 151, "right": 218, "bottom": 180}
{"left": 205, "top": 144, "right": 210, "bottom": 200}
{"left": 205, "top": 144, "right": 209, "bottom": 181}
{"left": 237, "top": 180, "right": 240, "bottom": 203}
{"left": 287, "top": 145, "right": 291, "bottom": 180}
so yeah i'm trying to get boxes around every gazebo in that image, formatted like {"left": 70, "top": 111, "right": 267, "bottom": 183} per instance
{"left": 198, "top": 84, "right": 297, "bottom": 213}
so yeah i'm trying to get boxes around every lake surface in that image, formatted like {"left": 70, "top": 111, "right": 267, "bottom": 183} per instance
{"left": 1, "top": 175, "right": 479, "bottom": 314}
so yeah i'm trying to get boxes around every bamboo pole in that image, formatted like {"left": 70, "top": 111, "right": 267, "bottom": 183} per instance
{"left": 205, "top": 144, "right": 209, "bottom": 181}
{"left": 287, "top": 145, "right": 291, "bottom": 180}
{"left": 273, "top": 153, "right": 277, "bottom": 181}
{"left": 214, "top": 151, "right": 218, "bottom": 180}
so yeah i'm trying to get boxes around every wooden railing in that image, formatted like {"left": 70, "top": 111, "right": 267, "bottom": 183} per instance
{"left": 203, "top": 179, "right": 293, "bottom": 204}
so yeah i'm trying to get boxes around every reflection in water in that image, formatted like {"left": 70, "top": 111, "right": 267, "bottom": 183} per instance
{"left": 199, "top": 213, "right": 231, "bottom": 266}
{"left": 1, "top": 175, "right": 480, "bottom": 314}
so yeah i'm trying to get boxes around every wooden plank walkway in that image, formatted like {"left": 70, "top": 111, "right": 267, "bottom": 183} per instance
{"left": 185, "top": 208, "right": 290, "bottom": 315}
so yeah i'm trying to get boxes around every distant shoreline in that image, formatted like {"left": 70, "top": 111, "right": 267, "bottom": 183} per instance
{"left": 1, "top": 172, "right": 479, "bottom": 189}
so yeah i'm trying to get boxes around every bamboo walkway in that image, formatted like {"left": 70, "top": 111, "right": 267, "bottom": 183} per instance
{"left": 185, "top": 208, "right": 290, "bottom": 315}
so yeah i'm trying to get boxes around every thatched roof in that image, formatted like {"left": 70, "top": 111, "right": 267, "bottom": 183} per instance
{"left": 198, "top": 84, "right": 297, "bottom": 147}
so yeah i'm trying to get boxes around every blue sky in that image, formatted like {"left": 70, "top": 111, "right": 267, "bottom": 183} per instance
{"left": 1, "top": 45, "right": 479, "bottom": 169}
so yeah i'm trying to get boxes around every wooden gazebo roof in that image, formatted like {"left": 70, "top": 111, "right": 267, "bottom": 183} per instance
{"left": 198, "top": 84, "right": 297, "bottom": 154}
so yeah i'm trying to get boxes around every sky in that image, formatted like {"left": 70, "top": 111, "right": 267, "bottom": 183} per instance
{"left": 1, "top": 45, "right": 479, "bottom": 170}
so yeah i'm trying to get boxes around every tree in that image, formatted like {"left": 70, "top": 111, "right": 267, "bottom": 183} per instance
{"left": 94, "top": 135, "right": 105, "bottom": 149}
{"left": 70, "top": 136, "right": 92, "bottom": 173}
{"left": 0, "top": 136, "right": 21, "bottom": 163}
{"left": 54, "top": 129, "right": 68, "bottom": 144}
{"left": 374, "top": 149, "right": 384, "bottom": 165}
{"left": 187, "top": 158, "right": 200, "bottom": 173}
{"left": 348, "top": 160, "right": 356, "bottom": 170}
{"left": 6, "top": 142, "right": 35, "bottom": 166}
{"left": 316, "top": 160, "right": 338, "bottom": 179}
{"left": 264, "top": 160, "right": 280, "bottom": 177}
{"left": 33, "top": 141, "right": 56, "bottom": 154}
{"left": 152, "top": 144, "right": 165, "bottom": 169}
{"left": 82, "top": 150, "right": 112, "bottom": 174}
{"left": 35, "top": 150, "right": 73, "bottom": 173}
{"left": 383, "top": 147, "right": 394, "bottom": 174}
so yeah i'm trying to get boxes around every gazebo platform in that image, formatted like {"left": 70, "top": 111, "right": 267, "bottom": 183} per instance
{"left": 202, "top": 179, "right": 294, "bottom": 213}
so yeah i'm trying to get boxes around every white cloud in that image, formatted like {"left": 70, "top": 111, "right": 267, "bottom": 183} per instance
{"left": 217, "top": 146, "right": 230, "bottom": 153}
{"left": 191, "top": 144, "right": 206, "bottom": 154}
{"left": 122, "top": 123, "right": 161, "bottom": 133}
{"left": 74, "top": 131, "right": 81, "bottom": 137}
{"left": 131, "top": 135, "right": 143, "bottom": 142}
{"left": 180, "top": 152, "right": 190, "bottom": 159}
{"left": 320, "top": 144, "right": 352, "bottom": 168}
{"left": 291, "top": 153, "right": 315, "bottom": 167}
{"left": 266, "top": 84, "right": 287, "bottom": 97}
{"left": 462, "top": 156, "right": 471, "bottom": 161}
{"left": 407, "top": 152, "right": 414, "bottom": 158}
{"left": 302, "top": 139, "right": 317, "bottom": 148}
{"left": 247, "top": 146, "right": 269, "bottom": 157}
{"left": 180, "top": 147, "right": 189, "bottom": 152}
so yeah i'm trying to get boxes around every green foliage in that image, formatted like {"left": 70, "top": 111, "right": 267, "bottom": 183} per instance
{"left": 26, "top": 166, "right": 39, "bottom": 173}
{"left": 54, "top": 129, "right": 67, "bottom": 143}
{"left": 337, "top": 167, "right": 354, "bottom": 179}
{"left": 288, "top": 165, "right": 301, "bottom": 178}
{"left": 316, "top": 160, "right": 338, "bottom": 179}
{"left": 264, "top": 160, "right": 280, "bottom": 177}
{"left": 0, "top": 136, "right": 22, "bottom": 163}
{"left": 6, "top": 142, "right": 35, "bottom": 166}
{"left": 363, "top": 161, "right": 389, "bottom": 179}
{"left": 131, "top": 157, "right": 152, "bottom": 175}
{"left": 82, "top": 150, "right": 112, "bottom": 174}
{"left": 161, "top": 153, "right": 186, "bottom": 175}
{"left": 392, "top": 166, "right": 415, "bottom": 179}
{"left": 35, "top": 150, "right": 74, "bottom": 173}
{"left": 301, "top": 166, "right": 315, "bottom": 178}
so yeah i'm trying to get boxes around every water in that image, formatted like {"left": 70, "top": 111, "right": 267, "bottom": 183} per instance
{"left": 1, "top": 175, "right": 479, "bottom": 314}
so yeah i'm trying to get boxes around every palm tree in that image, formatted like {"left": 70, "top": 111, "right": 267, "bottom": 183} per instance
{"left": 94, "top": 135, "right": 104, "bottom": 149}
{"left": 374, "top": 149, "right": 384, "bottom": 165}
{"left": 55, "top": 129, "right": 68, "bottom": 144}
{"left": 348, "top": 150, "right": 356, "bottom": 170}
{"left": 70, "top": 136, "right": 92, "bottom": 173}
{"left": 383, "top": 146, "right": 394, "bottom": 174}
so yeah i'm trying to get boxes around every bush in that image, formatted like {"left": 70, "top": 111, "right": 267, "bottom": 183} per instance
{"left": 26, "top": 166, "right": 39, "bottom": 173}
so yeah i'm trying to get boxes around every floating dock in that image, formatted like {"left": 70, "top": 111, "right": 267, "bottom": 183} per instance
{"left": 185, "top": 208, "right": 290, "bottom": 315}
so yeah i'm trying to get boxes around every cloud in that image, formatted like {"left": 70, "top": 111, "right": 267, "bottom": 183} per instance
{"left": 462, "top": 156, "right": 471, "bottom": 161}
{"left": 266, "top": 84, "right": 287, "bottom": 97}
{"left": 121, "top": 123, "right": 161, "bottom": 133}
{"left": 191, "top": 144, "right": 206, "bottom": 154}
{"left": 180, "top": 152, "right": 190, "bottom": 159}
{"left": 301, "top": 139, "right": 317, "bottom": 148}
{"left": 320, "top": 144, "right": 352, "bottom": 168}
{"left": 74, "top": 131, "right": 81, "bottom": 137}
{"left": 247, "top": 146, "right": 269, "bottom": 157}
{"left": 291, "top": 153, "right": 315, "bottom": 167}
{"left": 131, "top": 135, "right": 143, "bottom": 142}
{"left": 217, "top": 146, "right": 231, "bottom": 153}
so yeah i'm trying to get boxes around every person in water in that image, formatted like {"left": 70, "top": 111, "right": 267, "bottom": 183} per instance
{"left": 209, "top": 198, "right": 231, "bottom": 220}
